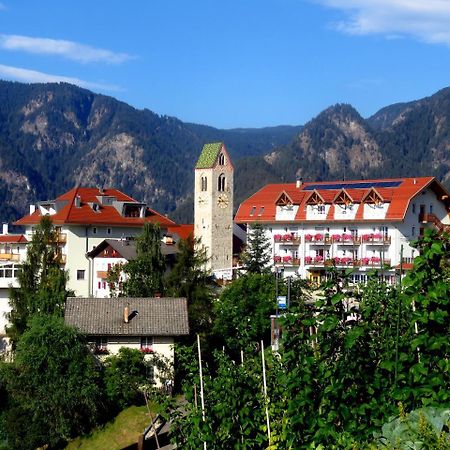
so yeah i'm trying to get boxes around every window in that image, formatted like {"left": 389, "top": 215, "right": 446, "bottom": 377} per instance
{"left": 258, "top": 207, "right": 265, "bottom": 216}
{"left": 95, "top": 337, "right": 108, "bottom": 353}
{"left": 317, "top": 205, "right": 325, "bottom": 214}
{"left": 412, "top": 226, "right": 415, "bottom": 236}
{"left": 77, "top": 270, "right": 85, "bottom": 280}
{"left": 107, "top": 228, "right": 112, "bottom": 235}
{"left": 201, "top": 175, "right": 207, "bottom": 191}
{"left": 429, "top": 204, "right": 433, "bottom": 214}
{"left": 218, "top": 174, "right": 226, "bottom": 192}
{"left": 218, "top": 153, "right": 225, "bottom": 165}
{"left": 92, "top": 227, "right": 97, "bottom": 235}
{"left": 412, "top": 203, "right": 416, "bottom": 214}
{"left": 250, "top": 206, "right": 256, "bottom": 216}
{"left": 141, "top": 337, "right": 153, "bottom": 351}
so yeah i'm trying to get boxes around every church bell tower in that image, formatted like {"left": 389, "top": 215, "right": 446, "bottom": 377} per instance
{"left": 194, "top": 142, "right": 234, "bottom": 279}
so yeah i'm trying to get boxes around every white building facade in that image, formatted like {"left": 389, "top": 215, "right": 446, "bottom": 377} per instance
{"left": 15, "top": 187, "right": 176, "bottom": 297}
{"left": 235, "top": 177, "right": 450, "bottom": 285}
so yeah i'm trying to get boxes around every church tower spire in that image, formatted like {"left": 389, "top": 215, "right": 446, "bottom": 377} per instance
{"left": 194, "top": 142, "right": 234, "bottom": 279}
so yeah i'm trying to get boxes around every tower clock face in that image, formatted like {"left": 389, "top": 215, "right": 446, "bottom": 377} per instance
{"left": 217, "top": 193, "right": 229, "bottom": 208}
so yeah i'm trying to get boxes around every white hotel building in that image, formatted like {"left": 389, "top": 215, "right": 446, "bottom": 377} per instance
{"left": 235, "top": 177, "right": 450, "bottom": 284}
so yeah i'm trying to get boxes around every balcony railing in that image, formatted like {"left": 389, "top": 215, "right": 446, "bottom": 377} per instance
{"left": 274, "top": 234, "right": 301, "bottom": 244}
{"left": 304, "top": 234, "right": 332, "bottom": 245}
{"left": 0, "top": 253, "right": 20, "bottom": 261}
{"left": 273, "top": 256, "right": 300, "bottom": 266}
{"left": 303, "top": 257, "right": 391, "bottom": 267}
{"left": 333, "top": 234, "right": 361, "bottom": 245}
{"left": 56, "top": 254, "right": 66, "bottom": 264}
{"left": 56, "top": 232, "right": 67, "bottom": 243}
{"left": 361, "top": 234, "right": 391, "bottom": 245}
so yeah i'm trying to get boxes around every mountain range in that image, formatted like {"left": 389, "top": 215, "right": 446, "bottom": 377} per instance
{"left": 0, "top": 80, "right": 449, "bottom": 225}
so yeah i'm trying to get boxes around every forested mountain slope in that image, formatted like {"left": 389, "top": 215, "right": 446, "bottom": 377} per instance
{"left": 0, "top": 80, "right": 301, "bottom": 222}
{"left": 1, "top": 80, "right": 449, "bottom": 225}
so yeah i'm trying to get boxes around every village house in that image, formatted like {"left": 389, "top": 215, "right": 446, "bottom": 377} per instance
{"left": 64, "top": 296, "right": 189, "bottom": 385}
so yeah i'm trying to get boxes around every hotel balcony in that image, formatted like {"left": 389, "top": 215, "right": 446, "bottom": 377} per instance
{"left": 273, "top": 256, "right": 301, "bottom": 266}
{"left": 0, "top": 253, "right": 20, "bottom": 262}
{"left": 274, "top": 234, "right": 301, "bottom": 245}
{"left": 361, "top": 234, "right": 391, "bottom": 245}
{"left": 333, "top": 234, "right": 361, "bottom": 245}
{"left": 359, "top": 257, "right": 391, "bottom": 267}
{"left": 56, "top": 254, "right": 66, "bottom": 264}
{"left": 56, "top": 232, "right": 67, "bottom": 243}
{"left": 304, "top": 234, "right": 332, "bottom": 245}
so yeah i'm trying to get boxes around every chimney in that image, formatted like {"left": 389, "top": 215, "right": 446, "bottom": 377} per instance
{"left": 413, "top": 178, "right": 417, "bottom": 185}
{"left": 296, "top": 178, "right": 303, "bottom": 189}
{"left": 123, "top": 305, "right": 129, "bottom": 323}
{"left": 29, "top": 204, "right": 36, "bottom": 215}
{"left": 2, "top": 223, "right": 8, "bottom": 235}
{"left": 74, "top": 196, "right": 81, "bottom": 208}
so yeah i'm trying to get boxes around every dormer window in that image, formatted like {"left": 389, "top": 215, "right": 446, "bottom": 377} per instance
{"left": 218, "top": 174, "right": 226, "bottom": 192}
{"left": 362, "top": 187, "right": 384, "bottom": 205}
{"left": 275, "top": 192, "right": 294, "bottom": 207}
{"left": 306, "top": 190, "right": 325, "bottom": 206}
{"left": 123, "top": 203, "right": 144, "bottom": 218}
{"left": 333, "top": 189, "right": 353, "bottom": 206}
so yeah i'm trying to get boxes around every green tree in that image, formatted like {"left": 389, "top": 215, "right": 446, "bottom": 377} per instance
{"left": 1, "top": 315, "right": 104, "bottom": 450}
{"left": 400, "top": 229, "right": 450, "bottom": 407}
{"left": 166, "top": 235, "right": 213, "bottom": 336}
{"left": 213, "top": 273, "right": 276, "bottom": 353}
{"left": 241, "top": 223, "right": 272, "bottom": 274}
{"left": 6, "top": 216, "right": 70, "bottom": 344}
{"left": 122, "top": 222, "right": 166, "bottom": 297}
{"left": 103, "top": 347, "right": 152, "bottom": 410}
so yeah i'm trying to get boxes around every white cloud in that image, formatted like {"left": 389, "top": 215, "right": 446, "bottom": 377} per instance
{"left": 0, "top": 64, "right": 121, "bottom": 91}
{"left": 0, "top": 34, "right": 133, "bottom": 64}
{"left": 315, "top": 0, "right": 450, "bottom": 47}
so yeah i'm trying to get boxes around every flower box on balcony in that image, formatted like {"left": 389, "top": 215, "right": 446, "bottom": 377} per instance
{"left": 313, "top": 256, "right": 324, "bottom": 263}
{"left": 361, "top": 257, "right": 370, "bottom": 265}
{"left": 332, "top": 234, "right": 341, "bottom": 242}
{"left": 94, "top": 347, "right": 109, "bottom": 355}
{"left": 282, "top": 234, "right": 292, "bottom": 241}
{"left": 305, "top": 234, "right": 313, "bottom": 242}
{"left": 273, "top": 256, "right": 282, "bottom": 263}
{"left": 292, "top": 258, "right": 300, "bottom": 265}
{"left": 274, "top": 234, "right": 282, "bottom": 242}
{"left": 342, "top": 234, "right": 352, "bottom": 241}
{"left": 304, "top": 256, "right": 313, "bottom": 264}
{"left": 333, "top": 257, "right": 341, "bottom": 264}
{"left": 140, "top": 347, "right": 154, "bottom": 354}
{"left": 314, "top": 233, "right": 324, "bottom": 241}
{"left": 371, "top": 256, "right": 381, "bottom": 263}
{"left": 283, "top": 256, "right": 292, "bottom": 263}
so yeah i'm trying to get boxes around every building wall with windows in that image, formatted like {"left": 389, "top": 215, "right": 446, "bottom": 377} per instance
{"left": 235, "top": 177, "right": 450, "bottom": 285}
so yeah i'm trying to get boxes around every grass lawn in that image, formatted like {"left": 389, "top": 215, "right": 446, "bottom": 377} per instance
{"left": 65, "top": 405, "right": 158, "bottom": 450}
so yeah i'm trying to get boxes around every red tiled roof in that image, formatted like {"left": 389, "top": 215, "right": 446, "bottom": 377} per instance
{"left": 0, "top": 235, "right": 27, "bottom": 243}
{"left": 14, "top": 187, "right": 176, "bottom": 228}
{"left": 235, "top": 177, "right": 449, "bottom": 223}
{"left": 167, "top": 224, "right": 194, "bottom": 241}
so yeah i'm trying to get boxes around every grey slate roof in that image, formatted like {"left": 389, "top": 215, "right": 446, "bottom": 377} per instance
{"left": 65, "top": 297, "right": 189, "bottom": 337}
{"left": 87, "top": 236, "right": 180, "bottom": 260}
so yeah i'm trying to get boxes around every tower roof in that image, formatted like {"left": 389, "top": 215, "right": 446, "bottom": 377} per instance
{"left": 195, "top": 142, "right": 224, "bottom": 169}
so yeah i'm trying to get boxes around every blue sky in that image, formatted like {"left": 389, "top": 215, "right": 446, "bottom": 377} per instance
{"left": 1, "top": 1, "right": 450, "bottom": 128}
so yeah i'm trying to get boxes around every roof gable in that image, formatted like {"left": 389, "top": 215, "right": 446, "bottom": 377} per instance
{"left": 275, "top": 191, "right": 294, "bottom": 206}
{"left": 333, "top": 189, "right": 354, "bottom": 205}
{"left": 305, "top": 190, "right": 325, "bottom": 205}
{"left": 362, "top": 187, "right": 384, "bottom": 204}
